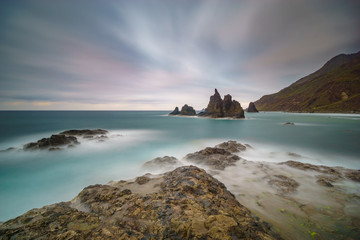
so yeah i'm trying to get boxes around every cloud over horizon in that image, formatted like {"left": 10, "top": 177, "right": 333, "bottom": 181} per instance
{"left": 1, "top": 0, "right": 359, "bottom": 110}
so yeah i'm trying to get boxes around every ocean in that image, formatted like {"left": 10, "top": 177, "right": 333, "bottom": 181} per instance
{"left": 0, "top": 111, "right": 360, "bottom": 221}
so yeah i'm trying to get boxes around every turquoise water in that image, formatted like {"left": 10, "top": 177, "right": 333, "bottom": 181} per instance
{"left": 0, "top": 111, "right": 360, "bottom": 221}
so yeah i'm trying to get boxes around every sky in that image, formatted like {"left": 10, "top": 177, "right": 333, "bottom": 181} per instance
{"left": 0, "top": 0, "right": 359, "bottom": 110}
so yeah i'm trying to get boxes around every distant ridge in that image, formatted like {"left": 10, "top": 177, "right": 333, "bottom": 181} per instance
{"left": 254, "top": 51, "right": 360, "bottom": 113}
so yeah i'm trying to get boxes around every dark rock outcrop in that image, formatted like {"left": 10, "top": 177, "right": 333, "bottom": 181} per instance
{"left": 169, "top": 105, "right": 196, "bottom": 116}
{"left": 22, "top": 129, "right": 109, "bottom": 151}
{"left": 198, "top": 89, "right": 245, "bottom": 118}
{"left": 23, "top": 134, "right": 79, "bottom": 150}
{"left": 0, "top": 166, "right": 281, "bottom": 240}
{"left": 179, "top": 104, "right": 196, "bottom": 116}
{"left": 184, "top": 147, "right": 241, "bottom": 170}
{"left": 169, "top": 107, "right": 180, "bottom": 115}
{"left": 247, "top": 102, "right": 259, "bottom": 112}
{"left": 60, "top": 129, "right": 108, "bottom": 136}
{"left": 215, "top": 140, "right": 247, "bottom": 153}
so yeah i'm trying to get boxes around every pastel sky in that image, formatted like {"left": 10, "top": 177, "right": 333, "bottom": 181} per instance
{"left": 1, "top": 0, "right": 359, "bottom": 110}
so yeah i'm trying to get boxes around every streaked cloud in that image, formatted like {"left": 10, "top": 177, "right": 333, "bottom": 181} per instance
{"left": 0, "top": 0, "right": 359, "bottom": 110}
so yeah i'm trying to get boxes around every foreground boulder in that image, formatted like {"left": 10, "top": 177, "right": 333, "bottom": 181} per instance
{"left": 0, "top": 166, "right": 281, "bottom": 240}
{"left": 198, "top": 89, "right": 245, "bottom": 118}
{"left": 247, "top": 102, "right": 259, "bottom": 112}
{"left": 23, "top": 134, "right": 79, "bottom": 151}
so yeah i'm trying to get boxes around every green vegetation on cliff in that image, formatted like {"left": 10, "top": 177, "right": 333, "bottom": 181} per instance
{"left": 255, "top": 51, "right": 360, "bottom": 113}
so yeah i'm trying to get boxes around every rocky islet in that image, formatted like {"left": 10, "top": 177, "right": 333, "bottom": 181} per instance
{"left": 17, "top": 129, "right": 109, "bottom": 151}
{"left": 169, "top": 89, "right": 245, "bottom": 118}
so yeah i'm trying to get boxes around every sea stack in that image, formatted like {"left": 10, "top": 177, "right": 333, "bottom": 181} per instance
{"left": 179, "top": 104, "right": 196, "bottom": 115}
{"left": 198, "top": 89, "right": 245, "bottom": 118}
{"left": 247, "top": 102, "right": 259, "bottom": 112}
{"left": 169, "top": 107, "right": 180, "bottom": 115}
{"left": 169, "top": 105, "right": 196, "bottom": 116}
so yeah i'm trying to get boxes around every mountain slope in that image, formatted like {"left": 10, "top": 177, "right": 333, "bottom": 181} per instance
{"left": 254, "top": 51, "right": 360, "bottom": 113}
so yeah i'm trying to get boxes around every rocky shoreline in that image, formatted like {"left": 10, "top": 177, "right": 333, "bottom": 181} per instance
{"left": 1, "top": 140, "right": 359, "bottom": 239}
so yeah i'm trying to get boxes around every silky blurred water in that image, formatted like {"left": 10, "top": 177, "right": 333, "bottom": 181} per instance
{"left": 0, "top": 111, "right": 359, "bottom": 221}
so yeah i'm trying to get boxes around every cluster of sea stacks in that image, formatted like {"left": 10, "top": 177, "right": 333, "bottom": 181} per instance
{"left": 169, "top": 89, "right": 259, "bottom": 118}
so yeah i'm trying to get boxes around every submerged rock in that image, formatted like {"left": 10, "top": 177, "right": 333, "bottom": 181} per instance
{"left": 316, "top": 176, "right": 334, "bottom": 187}
{"left": 344, "top": 169, "right": 360, "bottom": 182}
{"left": 23, "top": 134, "right": 79, "bottom": 151}
{"left": 169, "top": 106, "right": 180, "bottom": 115}
{"left": 281, "top": 161, "right": 343, "bottom": 177}
{"left": 0, "top": 166, "right": 281, "bottom": 240}
{"left": 247, "top": 102, "right": 259, "bottom": 112}
{"left": 184, "top": 147, "right": 240, "bottom": 170}
{"left": 0, "top": 147, "right": 16, "bottom": 153}
{"left": 267, "top": 175, "right": 299, "bottom": 194}
{"left": 143, "top": 156, "right": 180, "bottom": 169}
{"left": 198, "top": 89, "right": 245, "bottom": 118}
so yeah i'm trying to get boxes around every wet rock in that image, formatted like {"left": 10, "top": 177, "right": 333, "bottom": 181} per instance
{"left": 316, "top": 176, "right": 334, "bottom": 187}
{"left": 247, "top": 102, "right": 259, "bottom": 112}
{"left": 169, "top": 107, "right": 180, "bottom": 115}
{"left": 215, "top": 140, "right": 247, "bottom": 153}
{"left": 179, "top": 104, "right": 196, "bottom": 116}
{"left": 198, "top": 89, "right": 245, "bottom": 118}
{"left": 143, "top": 156, "right": 180, "bottom": 169}
{"left": 135, "top": 176, "right": 150, "bottom": 185}
{"left": 268, "top": 175, "right": 299, "bottom": 194}
{"left": 184, "top": 147, "right": 240, "bottom": 170}
{"left": 60, "top": 129, "right": 108, "bottom": 136}
{"left": 287, "top": 152, "right": 302, "bottom": 158}
{"left": 344, "top": 169, "right": 360, "bottom": 182}
{"left": 60, "top": 129, "right": 109, "bottom": 142}
{"left": 283, "top": 122, "right": 295, "bottom": 125}
{"left": 23, "top": 134, "right": 79, "bottom": 151}
{"left": 281, "top": 161, "right": 343, "bottom": 178}
{"left": 0, "top": 166, "right": 282, "bottom": 240}
{"left": 0, "top": 147, "right": 16, "bottom": 153}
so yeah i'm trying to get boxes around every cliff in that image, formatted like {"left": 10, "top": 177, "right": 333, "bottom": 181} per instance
{"left": 254, "top": 51, "right": 360, "bottom": 112}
